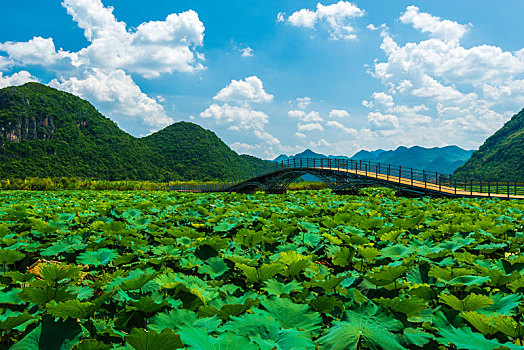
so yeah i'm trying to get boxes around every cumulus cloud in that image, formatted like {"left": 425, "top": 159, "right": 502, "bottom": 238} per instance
{"left": 200, "top": 103, "right": 269, "bottom": 131}
{"left": 240, "top": 47, "right": 254, "bottom": 57}
{"left": 288, "top": 110, "right": 323, "bottom": 122}
{"left": 0, "top": 37, "right": 74, "bottom": 68}
{"left": 295, "top": 132, "right": 306, "bottom": 138}
{"left": 368, "top": 112, "right": 399, "bottom": 130}
{"left": 201, "top": 76, "right": 281, "bottom": 149}
{"left": 400, "top": 6, "right": 470, "bottom": 42}
{"left": 282, "top": 1, "right": 365, "bottom": 40}
{"left": 49, "top": 69, "right": 173, "bottom": 131}
{"left": 0, "top": 0, "right": 206, "bottom": 132}
{"left": 328, "top": 109, "right": 349, "bottom": 118}
{"left": 365, "top": 5, "right": 524, "bottom": 149}
{"left": 326, "top": 120, "right": 357, "bottom": 135}
{"left": 0, "top": 71, "right": 39, "bottom": 89}
{"left": 214, "top": 76, "right": 273, "bottom": 104}
{"left": 62, "top": 0, "right": 204, "bottom": 77}
{"left": 298, "top": 122, "right": 324, "bottom": 132}
{"left": 296, "top": 97, "right": 312, "bottom": 109}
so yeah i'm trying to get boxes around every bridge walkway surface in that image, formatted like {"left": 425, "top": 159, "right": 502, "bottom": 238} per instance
{"left": 171, "top": 158, "right": 524, "bottom": 199}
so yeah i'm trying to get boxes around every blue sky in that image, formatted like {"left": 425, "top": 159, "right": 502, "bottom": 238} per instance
{"left": 1, "top": 1, "right": 524, "bottom": 159}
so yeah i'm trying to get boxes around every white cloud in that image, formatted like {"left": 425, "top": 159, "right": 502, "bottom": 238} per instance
{"left": 0, "top": 71, "right": 39, "bottom": 89}
{"left": 296, "top": 96, "right": 312, "bottom": 109}
{"left": 230, "top": 142, "right": 257, "bottom": 153}
{"left": 0, "top": 36, "right": 74, "bottom": 68}
{"left": 50, "top": 68, "right": 173, "bottom": 131}
{"left": 240, "top": 47, "right": 254, "bottom": 57}
{"left": 200, "top": 103, "right": 269, "bottom": 131}
{"left": 328, "top": 109, "right": 349, "bottom": 118}
{"left": 288, "top": 110, "right": 323, "bottom": 122}
{"left": 368, "top": 112, "right": 399, "bottom": 130}
{"left": 254, "top": 130, "right": 280, "bottom": 145}
{"left": 400, "top": 6, "right": 470, "bottom": 42}
{"left": 309, "top": 139, "right": 331, "bottom": 147}
{"left": 295, "top": 132, "right": 306, "bottom": 138}
{"left": 62, "top": 0, "right": 205, "bottom": 77}
{"left": 214, "top": 76, "right": 273, "bottom": 104}
{"left": 326, "top": 120, "right": 357, "bottom": 135}
{"left": 365, "top": 6, "right": 524, "bottom": 149}
{"left": 0, "top": 0, "right": 207, "bottom": 134}
{"left": 283, "top": 1, "right": 365, "bottom": 40}
{"left": 298, "top": 122, "right": 324, "bottom": 132}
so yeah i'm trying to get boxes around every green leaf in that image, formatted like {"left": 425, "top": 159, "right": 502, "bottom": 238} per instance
{"left": 446, "top": 275, "right": 490, "bottom": 286}
{"left": 276, "top": 329, "right": 315, "bottom": 350}
{"left": 366, "top": 265, "right": 407, "bottom": 286}
{"left": 126, "top": 328, "right": 183, "bottom": 350}
{"left": 127, "top": 296, "right": 168, "bottom": 313}
{"left": 198, "top": 257, "right": 229, "bottom": 279}
{"left": 236, "top": 263, "right": 284, "bottom": 283}
{"left": 402, "top": 328, "right": 433, "bottom": 347}
{"left": 77, "top": 248, "right": 119, "bottom": 267}
{"left": 0, "top": 310, "right": 36, "bottom": 331}
{"left": 220, "top": 313, "right": 280, "bottom": 340}
{"left": 437, "top": 325, "right": 504, "bottom": 350}
{"left": 72, "top": 339, "right": 113, "bottom": 350}
{"left": 19, "top": 286, "right": 76, "bottom": 305}
{"left": 332, "top": 247, "right": 355, "bottom": 267}
{"left": 148, "top": 309, "right": 198, "bottom": 333}
{"left": 459, "top": 311, "right": 497, "bottom": 336}
{"left": 12, "top": 315, "right": 82, "bottom": 350}
{"left": 0, "top": 248, "right": 25, "bottom": 266}
{"left": 317, "top": 306, "right": 405, "bottom": 350}
{"left": 45, "top": 300, "right": 96, "bottom": 320}
{"left": 440, "top": 293, "right": 494, "bottom": 312}
{"left": 478, "top": 293, "right": 522, "bottom": 316}
{"left": 261, "top": 297, "right": 322, "bottom": 334}
{"left": 374, "top": 296, "right": 428, "bottom": 318}
{"left": 262, "top": 279, "right": 303, "bottom": 297}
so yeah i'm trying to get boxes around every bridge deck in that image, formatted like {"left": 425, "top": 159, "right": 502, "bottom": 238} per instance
{"left": 170, "top": 158, "right": 523, "bottom": 199}
{"left": 317, "top": 167, "right": 524, "bottom": 199}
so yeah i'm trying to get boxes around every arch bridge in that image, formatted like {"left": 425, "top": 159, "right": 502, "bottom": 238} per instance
{"left": 172, "top": 158, "right": 524, "bottom": 199}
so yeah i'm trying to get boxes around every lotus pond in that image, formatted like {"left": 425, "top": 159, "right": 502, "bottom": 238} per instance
{"left": 0, "top": 189, "right": 523, "bottom": 349}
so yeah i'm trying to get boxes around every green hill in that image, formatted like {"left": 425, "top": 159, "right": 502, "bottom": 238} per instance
{"left": 0, "top": 83, "right": 270, "bottom": 181}
{"left": 454, "top": 108, "right": 524, "bottom": 181}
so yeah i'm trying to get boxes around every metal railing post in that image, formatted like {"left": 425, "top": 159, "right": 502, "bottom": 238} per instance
{"left": 411, "top": 168, "right": 413, "bottom": 186}
{"left": 399, "top": 166, "right": 402, "bottom": 184}
{"left": 488, "top": 181, "right": 490, "bottom": 197}
{"left": 423, "top": 170, "right": 426, "bottom": 188}
{"left": 470, "top": 179, "right": 473, "bottom": 196}
{"left": 387, "top": 164, "right": 390, "bottom": 181}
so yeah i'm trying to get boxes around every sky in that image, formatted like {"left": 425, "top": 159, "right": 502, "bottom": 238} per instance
{"left": 1, "top": 1, "right": 524, "bottom": 160}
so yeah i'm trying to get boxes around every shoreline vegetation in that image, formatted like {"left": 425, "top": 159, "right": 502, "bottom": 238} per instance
{"left": 0, "top": 177, "right": 328, "bottom": 191}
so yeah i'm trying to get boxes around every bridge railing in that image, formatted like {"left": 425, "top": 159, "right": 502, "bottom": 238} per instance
{"left": 276, "top": 157, "right": 524, "bottom": 198}
{"left": 169, "top": 157, "right": 523, "bottom": 198}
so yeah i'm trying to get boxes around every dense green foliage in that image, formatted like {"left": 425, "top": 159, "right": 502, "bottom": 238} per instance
{"left": 0, "top": 177, "right": 326, "bottom": 191}
{"left": 0, "top": 190, "right": 523, "bottom": 349}
{"left": 455, "top": 108, "right": 524, "bottom": 181}
{"left": 0, "top": 83, "right": 271, "bottom": 181}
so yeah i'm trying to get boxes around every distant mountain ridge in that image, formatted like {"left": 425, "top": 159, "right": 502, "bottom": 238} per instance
{"left": 454, "top": 108, "right": 524, "bottom": 181}
{"left": 274, "top": 145, "right": 474, "bottom": 174}
{"left": 0, "top": 83, "right": 270, "bottom": 181}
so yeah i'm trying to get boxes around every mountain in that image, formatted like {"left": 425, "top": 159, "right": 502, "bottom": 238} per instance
{"left": 272, "top": 149, "right": 349, "bottom": 163}
{"left": 351, "top": 149, "right": 385, "bottom": 161}
{"left": 272, "top": 146, "right": 473, "bottom": 174}
{"left": 454, "top": 108, "right": 524, "bottom": 181}
{"left": 357, "top": 146, "right": 475, "bottom": 174}
{"left": 0, "top": 83, "right": 270, "bottom": 181}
